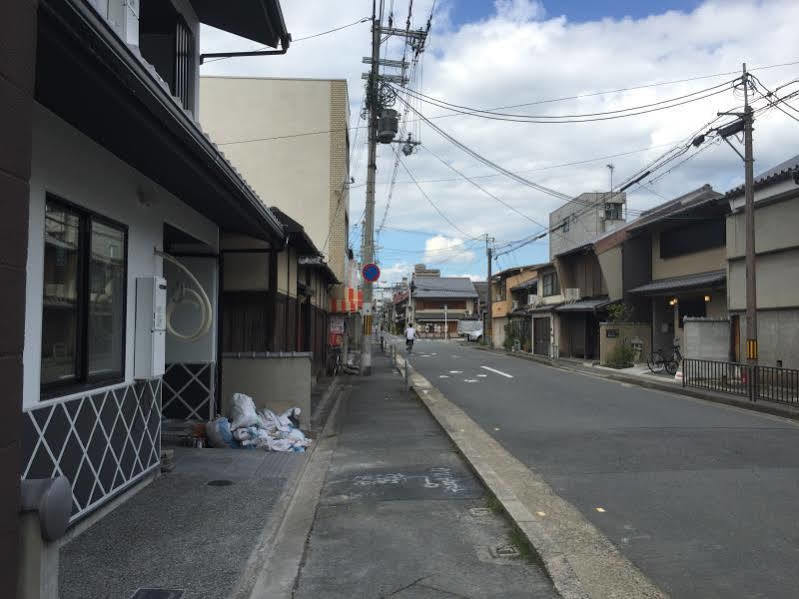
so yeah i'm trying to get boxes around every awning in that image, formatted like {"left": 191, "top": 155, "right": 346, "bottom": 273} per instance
{"left": 628, "top": 270, "right": 726, "bottom": 295}
{"left": 556, "top": 298, "right": 612, "bottom": 313}
{"left": 510, "top": 279, "right": 537, "bottom": 292}
{"left": 192, "top": 0, "right": 288, "bottom": 47}
{"left": 529, "top": 303, "right": 561, "bottom": 313}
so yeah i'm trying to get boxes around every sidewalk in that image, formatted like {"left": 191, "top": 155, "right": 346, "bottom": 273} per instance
{"left": 58, "top": 377, "right": 342, "bottom": 599}
{"left": 290, "top": 349, "right": 557, "bottom": 598}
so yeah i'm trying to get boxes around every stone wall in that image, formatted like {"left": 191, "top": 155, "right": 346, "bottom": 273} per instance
{"left": 599, "top": 322, "right": 651, "bottom": 365}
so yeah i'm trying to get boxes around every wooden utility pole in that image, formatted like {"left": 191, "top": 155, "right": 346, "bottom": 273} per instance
{"left": 486, "top": 235, "right": 493, "bottom": 347}
{"left": 360, "top": 1, "right": 381, "bottom": 376}
{"left": 743, "top": 63, "right": 758, "bottom": 366}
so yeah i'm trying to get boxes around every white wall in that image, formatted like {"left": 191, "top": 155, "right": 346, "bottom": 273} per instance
{"left": 24, "top": 104, "right": 219, "bottom": 408}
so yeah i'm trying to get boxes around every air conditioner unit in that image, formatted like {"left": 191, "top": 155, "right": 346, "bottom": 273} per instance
{"left": 528, "top": 294, "right": 541, "bottom": 306}
{"left": 512, "top": 300, "right": 520, "bottom": 311}
{"left": 564, "top": 288, "right": 581, "bottom": 303}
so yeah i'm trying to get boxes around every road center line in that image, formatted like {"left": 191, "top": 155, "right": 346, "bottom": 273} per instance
{"left": 480, "top": 365, "right": 514, "bottom": 379}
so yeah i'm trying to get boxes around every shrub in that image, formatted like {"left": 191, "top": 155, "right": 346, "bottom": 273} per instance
{"left": 607, "top": 302, "right": 634, "bottom": 323}
{"left": 605, "top": 339, "right": 635, "bottom": 369}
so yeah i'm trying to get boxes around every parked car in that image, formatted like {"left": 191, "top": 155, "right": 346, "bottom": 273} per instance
{"left": 466, "top": 328, "right": 483, "bottom": 342}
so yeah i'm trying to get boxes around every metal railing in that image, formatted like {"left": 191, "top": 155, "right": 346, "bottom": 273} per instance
{"left": 683, "top": 358, "right": 799, "bottom": 405}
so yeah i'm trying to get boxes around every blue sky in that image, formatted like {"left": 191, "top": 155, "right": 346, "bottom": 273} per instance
{"left": 449, "top": 0, "right": 705, "bottom": 25}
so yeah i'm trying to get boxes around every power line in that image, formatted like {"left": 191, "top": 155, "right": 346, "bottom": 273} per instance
{"left": 210, "top": 58, "right": 799, "bottom": 146}
{"left": 398, "top": 157, "right": 473, "bottom": 237}
{"left": 396, "top": 81, "right": 735, "bottom": 124}
{"left": 202, "top": 17, "right": 371, "bottom": 64}
{"left": 397, "top": 78, "right": 736, "bottom": 120}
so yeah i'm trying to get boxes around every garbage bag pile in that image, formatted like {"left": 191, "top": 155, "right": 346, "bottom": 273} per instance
{"left": 205, "top": 393, "right": 310, "bottom": 452}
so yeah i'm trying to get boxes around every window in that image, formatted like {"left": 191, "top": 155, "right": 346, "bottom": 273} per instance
{"left": 660, "top": 219, "right": 725, "bottom": 259}
{"left": 139, "top": 3, "right": 195, "bottom": 111}
{"left": 562, "top": 217, "right": 570, "bottom": 232}
{"left": 41, "top": 197, "right": 127, "bottom": 394}
{"left": 605, "top": 203, "right": 622, "bottom": 220}
{"left": 542, "top": 272, "right": 559, "bottom": 296}
{"left": 174, "top": 16, "right": 194, "bottom": 110}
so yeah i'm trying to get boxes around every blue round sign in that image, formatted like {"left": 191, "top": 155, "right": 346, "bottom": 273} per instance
{"left": 362, "top": 263, "right": 381, "bottom": 282}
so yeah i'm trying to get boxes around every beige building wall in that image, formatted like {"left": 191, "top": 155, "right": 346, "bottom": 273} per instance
{"left": 651, "top": 233, "right": 726, "bottom": 280}
{"left": 726, "top": 197, "right": 799, "bottom": 259}
{"left": 728, "top": 249, "right": 799, "bottom": 311}
{"left": 597, "top": 246, "right": 623, "bottom": 301}
{"left": 199, "top": 77, "right": 350, "bottom": 281}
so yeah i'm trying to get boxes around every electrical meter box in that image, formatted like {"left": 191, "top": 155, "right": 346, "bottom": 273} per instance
{"left": 134, "top": 276, "right": 167, "bottom": 379}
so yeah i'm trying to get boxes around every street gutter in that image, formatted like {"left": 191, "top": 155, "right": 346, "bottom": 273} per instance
{"left": 472, "top": 344, "right": 799, "bottom": 422}
{"left": 392, "top": 349, "right": 667, "bottom": 599}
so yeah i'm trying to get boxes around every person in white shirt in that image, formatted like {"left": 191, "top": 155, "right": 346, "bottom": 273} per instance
{"left": 404, "top": 323, "right": 416, "bottom": 353}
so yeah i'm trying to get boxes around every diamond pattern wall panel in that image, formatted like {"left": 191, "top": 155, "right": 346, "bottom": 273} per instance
{"left": 162, "top": 363, "right": 214, "bottom": 421}
{"left": 22, "top": 379, "right": 162, "bottom": 523}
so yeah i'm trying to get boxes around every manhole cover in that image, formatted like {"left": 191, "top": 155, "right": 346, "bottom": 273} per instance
{"left": 492, "top": 544, "right": 520, "bottom": 558}
{"left": 130, "top": 590, "right": 184, "bottom": 599}
{"left": 469, "top": 507, "right": 491, "bottom": 517}
{"left": 206, "top": 480, "right": 233, "bottom": 487}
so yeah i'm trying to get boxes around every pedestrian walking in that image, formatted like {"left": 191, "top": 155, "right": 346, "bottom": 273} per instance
{"left": 405, "top": 322, "right": 416, "bottom": 354}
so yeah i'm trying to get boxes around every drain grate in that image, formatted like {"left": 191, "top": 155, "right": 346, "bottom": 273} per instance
{"left": 130, "top": 590, "right": 184, "bottom": 599}
{"left": 468, "top": 507, "right": 491, "bottom": 517}
{"left": 491, "top": 544, "right": 520, "bottom": 558}
{"left": 206, "top": 479, "right": 233, "bottom": 487}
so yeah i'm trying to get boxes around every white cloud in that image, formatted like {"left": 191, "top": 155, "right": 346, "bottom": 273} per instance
{"left": 423, "top": 235, "right": 477, "bottom": 264}
{"left": 200, "top": 1, "right": 799, "bottom": 260}
{"left": 494, "top": 0, "right": 546, "bottom": 22}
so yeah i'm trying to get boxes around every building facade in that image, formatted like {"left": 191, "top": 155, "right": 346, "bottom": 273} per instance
{"left": 724, "top": 155, "right": 799, "bottom": 367}
{"left": 8, "top": 1, "right": 290, "bottom": 593}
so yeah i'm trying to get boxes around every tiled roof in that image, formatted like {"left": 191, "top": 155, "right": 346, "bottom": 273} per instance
{"left": 413, "top": 277, "right": 478, "bottom": 298}
{"left": 555, "top": 297, "right": 612, "bottom": 312}
{"left": 724, "top": 153, "right": 799, "bottom": 197}
{"left": 628, "top": 270, "right": 725, "bottom": 295}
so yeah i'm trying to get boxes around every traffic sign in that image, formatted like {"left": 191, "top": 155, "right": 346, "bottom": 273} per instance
{"left": 362, "top": 263, "right": 381, "bottom": 282}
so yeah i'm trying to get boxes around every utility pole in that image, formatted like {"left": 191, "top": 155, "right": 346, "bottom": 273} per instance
{"left": 444, "top": 304, "right": 448, "bottom": 340}
{"left": 743, "top": 63, "right": 758, "bottom": 367}
{"left": 360, "top": 1, "right": 381, "bottom": 376}
{"left": 486, "top": 234, "right": 493, "bottom": 348}
{"left": 360, "top": 2, "right": 429, "bottom": 375}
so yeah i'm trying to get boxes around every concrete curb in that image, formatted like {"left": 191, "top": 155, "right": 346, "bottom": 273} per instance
{"left": 474, "top": 345, "right": 799, "bottom": 422}
{"left": 393, "top": 351, "right": 667, "bottom": 599}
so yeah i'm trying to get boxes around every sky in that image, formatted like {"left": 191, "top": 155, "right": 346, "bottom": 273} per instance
{"left": 200, "top": 0, "right": 799, "bottom": 285}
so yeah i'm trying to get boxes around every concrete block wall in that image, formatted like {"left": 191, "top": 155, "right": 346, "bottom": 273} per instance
{"left": 220, "top": 354, "right": 311, "bottom": 429}
{"left": 599, "top": 322, "right": 652, "bottom": 365}
{"left": 684, "top": 318, "right": 730, "bottom": 362}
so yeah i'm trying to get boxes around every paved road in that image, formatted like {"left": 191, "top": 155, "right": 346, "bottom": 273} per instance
{"left": 408, "top": 339, "right": 799, "bottom": 599}
{"left": 294, "top": 352, "right": 557, "bottom": 598}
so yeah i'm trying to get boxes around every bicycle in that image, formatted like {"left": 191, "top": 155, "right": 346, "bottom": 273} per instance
{"left": 327, "top": 346, "right": 342, "bottom": 376}
{"left": 647, "top": 344, "right": 682, "bottom": 375}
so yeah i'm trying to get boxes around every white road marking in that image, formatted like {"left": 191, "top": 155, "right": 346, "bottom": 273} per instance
{"left": 595, "top": 507, "right": 606, "bottom": 513}
{"left": 449, "top": 370, "right": 463, "bottom": 374}
{"left": 464, "top": 379, "right": 479, "bottom": 383}
{"left": 481, "top": 366, "right": 514, "bottom": 378}
{"left": 476, "top": 374, "right": 487, "bottom": 378}
{"left": 439, "top": 375, "right": 450, "bottom": 379}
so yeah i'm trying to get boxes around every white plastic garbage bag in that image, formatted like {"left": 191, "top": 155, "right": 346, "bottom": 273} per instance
{"left": 230, "top": 393, "right": 260, "bottom": 430}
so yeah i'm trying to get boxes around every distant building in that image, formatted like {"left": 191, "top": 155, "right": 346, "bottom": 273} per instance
{"left": 411, "top": 276, "right": 478, "bottom": 338}
{"left": 549, "top": 192, "right": 626, "bottom": 259}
